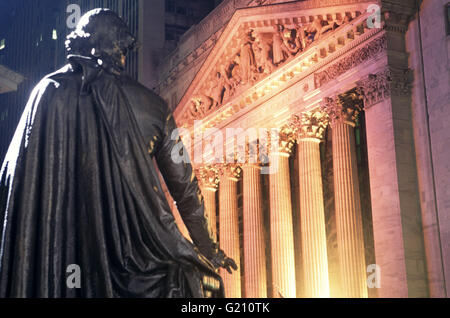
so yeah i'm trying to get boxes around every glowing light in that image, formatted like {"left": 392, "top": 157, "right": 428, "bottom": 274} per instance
{"left": 52, "top": 29, "right": 58, "bottom": 40}
{"left": 0, "top": 39, "right": 5, "bottom": 50}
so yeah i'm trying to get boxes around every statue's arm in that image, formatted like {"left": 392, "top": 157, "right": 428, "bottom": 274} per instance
{"left": 154, "top": 108, "right": 237, "bottom": 273}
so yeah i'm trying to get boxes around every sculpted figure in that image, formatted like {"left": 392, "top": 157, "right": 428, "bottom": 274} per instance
{"left": 230, "top": 54, "right": 243, "bottom": 87}
{"left": 0, "top": 9, "right": 237, "bottom": 298}
{"left": 305, "top": 16, "right": 334, "bottom": 44}
{"left": 272, "top": 24, "right": 291, "bottom": 65}
{"left": 254, "top": 32, "right": 274, "bottom": 75}
{"left": 294, "top": 25, "right": 307, "bottom": 52}
{"left": 191, "top": 69, "right": 230, "bottom": 115}
{"left": 219, "top": 65, "right": 235, "bottom": 101}
{"left": 282, "top": 27, "right": 302, "bottom": 55}
{"left": 239, "top": 31, "right": 258, "bottom": 84}
{"left": 190, "top": 94, "right": 213, "bottom": 118}
{"left": 205, "top": 65, "right": 237, "bottom": 107}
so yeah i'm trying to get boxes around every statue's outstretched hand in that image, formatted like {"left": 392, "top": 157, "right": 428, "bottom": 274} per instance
{"left": 211, "top": 249, "right": 238, "bottom": 274}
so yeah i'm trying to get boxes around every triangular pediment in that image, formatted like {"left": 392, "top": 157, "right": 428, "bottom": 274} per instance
{"left": 174, "top": 0, "right": 378, "bottom": 128}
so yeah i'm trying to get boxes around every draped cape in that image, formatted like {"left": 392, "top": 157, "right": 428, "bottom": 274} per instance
{"left": 0, "top": 62, "right": 222, "bottom": 298}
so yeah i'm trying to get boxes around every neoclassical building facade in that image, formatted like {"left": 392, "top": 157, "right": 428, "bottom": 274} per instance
{"left": 155, "top": 0, "right": 450, "bottom": 298}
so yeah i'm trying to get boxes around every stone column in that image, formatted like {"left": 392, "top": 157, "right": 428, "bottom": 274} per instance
{"left": 268, "top": 128, "right": 296, "bottom": 298}
{"left": 219, "top": 164, "right": 242, "bottom": 298}
{"left": 357, "top": 65, "right": 429, "bottom": 297}
{"left": 242, "top": 142, "right": 267, "bottom": 298}
{"left": 322, "top": 93, "right": 367, "bottom": 298}
{"left": 197, "top": 166, "right": 219, "bottom": 242}
{"left": 290, "top": 112, "right": 330, "bottom": 298}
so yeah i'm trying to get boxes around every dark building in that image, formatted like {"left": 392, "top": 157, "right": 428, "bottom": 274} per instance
{"left": 164, "top": 0, "right": 216, "bottom": 51}
{"left": 0, "top": 0, "right": 67, "bottom": 163}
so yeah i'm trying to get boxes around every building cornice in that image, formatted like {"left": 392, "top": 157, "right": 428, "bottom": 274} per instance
{"left": 159, "top": 0, "right": 377, "bottom": 95}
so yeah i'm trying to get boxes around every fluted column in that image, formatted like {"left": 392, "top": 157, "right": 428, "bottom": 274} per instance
{"left": 242, "top": 146, "right": 267, "bottom": 298}
{"left": 290, "top": 112, "right": 330, "bottom": 298}
{"left": 357, "top": 67, "right": 430, "bottom": 297}
{"left": 219, "top": 164, "right": 242, "bottom": 298}
{"left": 322, "top": 93, "right": 367, "bottom": 298}
{"left": 197, "top": 166, "right": 219, "bottom": 242}
{"left": 268, "top": 128, "right": 296, "bottom": 298}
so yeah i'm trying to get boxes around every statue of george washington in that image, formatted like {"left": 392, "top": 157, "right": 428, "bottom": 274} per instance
{"left": 0, "top": 9, "right": 236, "bottom": 298}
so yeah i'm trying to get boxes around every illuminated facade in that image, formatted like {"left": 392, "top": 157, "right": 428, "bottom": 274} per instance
{"left": 156, "top": 0, "right": 450, "bottom": 298}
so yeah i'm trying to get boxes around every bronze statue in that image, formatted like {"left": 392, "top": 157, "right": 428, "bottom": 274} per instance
{"left": 0, "top": 9, "right": 236, "bottom": 298}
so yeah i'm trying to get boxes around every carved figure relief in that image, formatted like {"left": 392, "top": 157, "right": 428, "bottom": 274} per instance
{"left": 272, "top": 24, "right": 292, "bottom": 65}
{"left": 188, "top": 15, "right": 354, "bottom": 121}
{"left": 238, "top": 31, "right": 258, "bottom": 84}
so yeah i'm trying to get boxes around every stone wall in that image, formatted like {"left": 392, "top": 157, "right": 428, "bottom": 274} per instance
{"left": 406, "top": 0, "right": 450, "bottom": 297}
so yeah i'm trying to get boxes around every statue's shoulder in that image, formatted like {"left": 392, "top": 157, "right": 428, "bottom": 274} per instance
{"left": 22, "top": 65, "right": 79, "bottom": 103}
{"left": 44, "top": 64, "right": 81, "bottom": 91}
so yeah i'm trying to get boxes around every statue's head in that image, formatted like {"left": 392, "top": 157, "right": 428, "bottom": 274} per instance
{"left": 65, "top": 9, "right": 139, "bottom": 74}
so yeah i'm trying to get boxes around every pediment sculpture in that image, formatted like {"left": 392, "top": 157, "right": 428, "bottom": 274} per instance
{"left": 188, "top": 14, "right": 354, "bottom": 122}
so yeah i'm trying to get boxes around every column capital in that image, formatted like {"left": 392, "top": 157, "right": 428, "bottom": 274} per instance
{"left": 380, "top": 0, "right": 417, "bottom": 34}
{"left": 289, "top": 111, "right": 329, "bottom": 142}
{"left": 196, "top": 165, "right": 219, "bottom": 191}
{"left": 356, "top": 67, "right": 413, "bottom": 109}
{"left": 217, "top": 163, "right": 242, "bottom": 182}
{"left": 321, "top": 91, "right": 362, "bottom": 128}
{"left": 237, "top": 140, "right": 262, "bottom": 168}
{"left": 270, "top": 125, "right": 296, "bottom": 157}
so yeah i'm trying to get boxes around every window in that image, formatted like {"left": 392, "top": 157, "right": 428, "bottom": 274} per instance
{"left": 0, "top": 39, "right": 5, "bottom": 50}
{"left": 52, "top": 29, "right": 58, "bottom": 40}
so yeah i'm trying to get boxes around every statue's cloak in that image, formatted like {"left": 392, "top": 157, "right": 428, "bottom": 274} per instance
{"left": 0, "top": 62, "right": 221, "bottom": 298}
